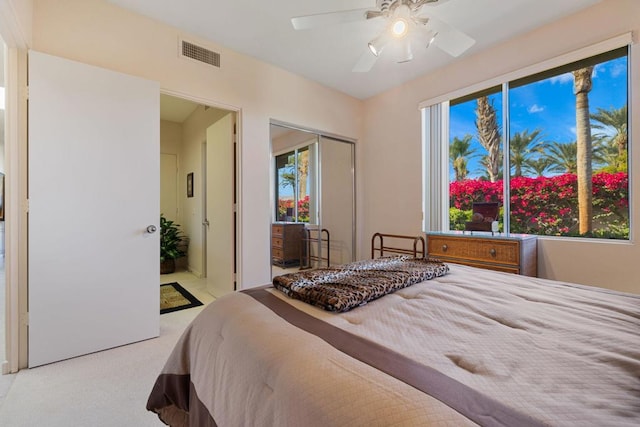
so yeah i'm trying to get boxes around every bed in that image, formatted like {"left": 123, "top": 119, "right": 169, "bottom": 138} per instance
{"left": 147, "top": 234, "right": 640, "bottom": 426}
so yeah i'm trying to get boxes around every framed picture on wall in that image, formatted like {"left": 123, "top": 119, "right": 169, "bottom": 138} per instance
{"left": 187, "top": 172, "right": 194, "bottom": 198}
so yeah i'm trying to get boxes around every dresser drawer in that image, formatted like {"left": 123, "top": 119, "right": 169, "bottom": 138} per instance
{"left": 426, "top": 232, "right": 537, "bottom": 276}
{"left": 272, "top": 223, "right": 305, "bottom": 266}
{"left": 272, "top": 224, "right": 284, "bottom": 236}
{"left": 429, "top": 236, "right": 519, "bottom": 266}
{"left": 272, "top": 248, "right": 284, "bottom": 260}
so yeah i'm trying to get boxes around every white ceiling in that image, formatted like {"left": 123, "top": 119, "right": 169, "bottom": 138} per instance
{"left": 110, "top": 0, "right": 601, "bottom": 100}
{"left": 159, "top": 93, "right": 199, "bottom": 123}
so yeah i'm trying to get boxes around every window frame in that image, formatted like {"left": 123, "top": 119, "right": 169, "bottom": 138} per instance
{"left": 421, "top": 33, "right": 632, "bottom": 239}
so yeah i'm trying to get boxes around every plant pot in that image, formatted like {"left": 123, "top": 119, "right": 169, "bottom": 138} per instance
{"left": 160, "top": 258, "right": 176, "bottom": 274}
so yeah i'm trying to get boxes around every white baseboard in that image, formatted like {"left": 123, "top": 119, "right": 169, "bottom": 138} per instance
{"left": 187, "top": 265, "right": 203, "bottom": 278}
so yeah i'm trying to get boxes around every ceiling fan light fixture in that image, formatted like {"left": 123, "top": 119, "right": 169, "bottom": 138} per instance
{"left": 391, "top": 18, "right": 408, "bottom": 38}
{"left": 390, "top": 3, "right": 412, "bottom": 38}
{"left": 292, "top": 0, "right": 476, "bottom": 73}
{"left": 368, "top": 32, "right": 391, "bottom": 56}
{"left": 368, "top": 41, "right": 381, "bottom": 56}
{"left": 425, "top": 30, "right": 438, "bottom": 47}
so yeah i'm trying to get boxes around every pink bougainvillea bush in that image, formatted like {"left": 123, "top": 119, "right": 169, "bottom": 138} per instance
{"left": 278, "top": 195, "right": 310, "bottom": 222}
{"left": 449, "top": 172, "right": 628, "bottom": 239}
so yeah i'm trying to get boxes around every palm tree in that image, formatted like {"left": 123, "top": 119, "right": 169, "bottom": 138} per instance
{"left": 573, "top": 66, "right": 594, "bottom": 234}
{"left": 592, "top": 138, "right": 620, "bottom": 172}
{"left": 280, "top": 149, "right": 310, "bottom": 214}
{"left": 544, "top": 141, "right": 577, "bottom": 174}
{"left": 280, "top": 153, "right": 296, "bottom": 189}
{"left": 510, "top": 129, "right": 543, "bottom": 177}
{"left": 591, "top": 105, "right": 627, "bottom": 172}
{"left": 591, "top": 105, "right": 627, "bottom": 156}
{"left": 475, "top": 96, "right": 501, "bottom": 182}
{"left": 297, "top": 149, "right": 309, "bottom": 200}
{"left": 523, "top": 157, "right": 554, "bottom": 177}
{"left": 449, "top": 134, "right": 476, "bottom": 181}
{"left": 479, "top": 153, "right": 503, "bottom": 181}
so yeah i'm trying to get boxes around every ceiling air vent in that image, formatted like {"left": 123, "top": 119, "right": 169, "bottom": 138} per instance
{"left": 181, "top": 40, "right": 220, "bottom": 68}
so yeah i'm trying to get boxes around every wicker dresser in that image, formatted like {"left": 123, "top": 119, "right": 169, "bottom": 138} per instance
{"left": 272, "top": 223, "right": 305, "bottom": 267}
{"left": 426, "top": 232, "right": 537, "bottom": 276}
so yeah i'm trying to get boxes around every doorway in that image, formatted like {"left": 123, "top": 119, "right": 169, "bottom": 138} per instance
{"left": 159, "top": 94, "right": 237, "bottom": 298}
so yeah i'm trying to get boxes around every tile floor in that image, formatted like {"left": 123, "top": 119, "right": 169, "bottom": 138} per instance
{"left": 160, "top": 268, "right": 215, "bottom": 307}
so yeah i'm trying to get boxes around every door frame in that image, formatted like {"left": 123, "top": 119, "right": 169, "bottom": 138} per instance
{"left": 162, "top": 89, "right": 241, "bottom": 290}
{"left": 0, "top": 3, "right": 30, "bottom": 373}
{"left": 201, "top": 140, "right": 208, "bottom": 278}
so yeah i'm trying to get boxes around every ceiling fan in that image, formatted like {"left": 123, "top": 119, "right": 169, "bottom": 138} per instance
{"left": 291, "top": 0, "right": 475, "bottom": 72}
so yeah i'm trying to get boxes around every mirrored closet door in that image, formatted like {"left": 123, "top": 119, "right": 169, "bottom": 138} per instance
{"left": 270, "top": 123, "right": 355, "bottom": 276}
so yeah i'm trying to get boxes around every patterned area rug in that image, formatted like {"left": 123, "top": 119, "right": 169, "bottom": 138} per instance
{"left": 160, "top": 282, "right": 203, "bottom": 314}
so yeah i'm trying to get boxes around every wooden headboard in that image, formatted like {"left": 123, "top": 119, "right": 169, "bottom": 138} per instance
{"left": 371, "top": 233, "right": 426, "bottom": 259}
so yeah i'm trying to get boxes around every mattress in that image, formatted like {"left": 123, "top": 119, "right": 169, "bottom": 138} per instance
{"left": 147, "top": 264, "right": 640, "bottom": 426}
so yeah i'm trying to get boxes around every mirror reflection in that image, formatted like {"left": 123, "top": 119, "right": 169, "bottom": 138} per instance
{"left": 271, "top": 124, "right": 355, "bottom": 278}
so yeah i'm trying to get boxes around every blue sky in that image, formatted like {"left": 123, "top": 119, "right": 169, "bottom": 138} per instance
{"left": 450, "top": 55, "right": 628, "bottom": 179}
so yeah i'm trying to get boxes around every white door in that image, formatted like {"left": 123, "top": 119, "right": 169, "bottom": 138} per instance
{"left": 205, "top": 113, "right": 235, "bottom": 298}
{"left": 28, "top": 51, "right": 159, "bottom": 367}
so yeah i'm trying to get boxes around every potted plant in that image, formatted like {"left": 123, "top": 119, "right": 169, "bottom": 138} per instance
{"left": 160, "top": 214, "right": 186, "bottom": 274}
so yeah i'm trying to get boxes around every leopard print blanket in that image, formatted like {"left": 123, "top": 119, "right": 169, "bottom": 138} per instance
{"left": 272, "top": 256, "right": 449, "bottom": 312}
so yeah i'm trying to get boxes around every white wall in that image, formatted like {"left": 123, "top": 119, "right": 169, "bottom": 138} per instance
{"left": 361, "top": 0, "right": 640, "bottom": 294}
{"left": 160, "top": 120, "right": 182, "bottom": 224}
{"left": 31, "top": 0, "right": 363, "bottom": 288}
{"left": 160, "top": 120, "right": 182, "bottom": 157}
{"left": 272, "top": 129, "right": 317, "bottom": 154}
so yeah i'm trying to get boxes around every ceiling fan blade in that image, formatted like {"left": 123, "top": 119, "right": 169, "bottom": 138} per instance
{"left": 397, "top": 38, "right": 414, "bottom": 63}
{"left": 415, "top": 0, "right": 453, "bottom": 7}
{"left": 428, "top": 16, "right": 475, "bottom": 57}
{"left": 365, "top": 10, "right": 385, "bottom": 19}
{"left": 291, "top": 8, "right": 369, "bottom": 30}
{"left": 352, "top": 50, "right": 378, "bottom": 73}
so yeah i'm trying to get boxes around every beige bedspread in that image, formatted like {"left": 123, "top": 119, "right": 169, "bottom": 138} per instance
{"left": 148, "top": 264, "right": 640, "bottom": 426}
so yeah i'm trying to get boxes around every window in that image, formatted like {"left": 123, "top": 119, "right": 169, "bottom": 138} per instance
{"left": 424, "top": 45, "right": 629, "bottom": 240}
{"left": 275, "top": 144, "right": 316, "bottom": 223}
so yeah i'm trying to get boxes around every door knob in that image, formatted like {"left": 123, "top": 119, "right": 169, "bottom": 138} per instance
{"left": 146, "top": 225, "right": 157, "bottom": 234}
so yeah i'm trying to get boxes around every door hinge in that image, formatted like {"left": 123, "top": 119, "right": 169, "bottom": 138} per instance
{"left": 22, "top": 312, "right": 29, "bottom": 326}
{"left": 24, "top": 199, "right": 30, "bottom": 213}
{"left": 25, "top": 85, "right": 29, "bottom": 100}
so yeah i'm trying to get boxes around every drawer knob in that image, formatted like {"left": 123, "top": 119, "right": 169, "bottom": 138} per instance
{"left": 442, "top": 244, "right": 448, "bottom": 252}
{"left": 489, "top": 248, "right": 497, "bottom": 257}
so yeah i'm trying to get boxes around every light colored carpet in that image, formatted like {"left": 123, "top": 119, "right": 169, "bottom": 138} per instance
{"left": 0, "top": 271, "right": 213, "bottom": 427}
